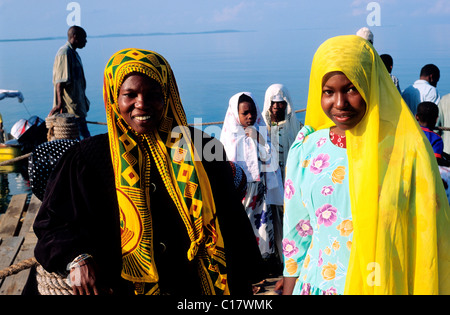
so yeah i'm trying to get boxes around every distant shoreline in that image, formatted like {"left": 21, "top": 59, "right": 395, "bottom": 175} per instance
{"left": 0, "top": 29, "right": 245, "bottom": 43}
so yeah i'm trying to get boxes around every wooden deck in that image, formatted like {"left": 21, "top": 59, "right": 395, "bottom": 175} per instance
{"left": 0, "top": 193, "right": 40, "bottom": 295}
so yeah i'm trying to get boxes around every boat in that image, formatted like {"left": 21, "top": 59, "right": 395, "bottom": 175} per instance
{"left": 0, "top": 144, "right": 21, "bottom": 162}
{"left": 9, "top": 116, "right": 47, "bottom": 155}
{"left": 0, "top": 116, "right": 47, "bottom": 175}
{"left": 0, "top": 138, "right": 22, "bottom": 172}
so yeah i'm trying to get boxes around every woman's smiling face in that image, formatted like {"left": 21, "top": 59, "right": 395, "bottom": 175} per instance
{"left": 118, "top": 73, "right": 164, "bottom": 134}
{"left": 321, "top": 71, "right": 366, "bottom": 136}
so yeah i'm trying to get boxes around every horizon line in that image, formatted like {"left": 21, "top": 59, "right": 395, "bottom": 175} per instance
{"left": 0, "top": 29, "right": 248, "bottom": 43}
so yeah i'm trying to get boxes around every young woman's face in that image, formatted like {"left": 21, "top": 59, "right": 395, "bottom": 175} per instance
{"left": 238, "top": 101, "right": 257, "bottom": 127}
{"left": 321, "top": 72, "right": 366, "bottom": 135}
{"left": 118, "top": 74, "right": 164, "bottom": 134}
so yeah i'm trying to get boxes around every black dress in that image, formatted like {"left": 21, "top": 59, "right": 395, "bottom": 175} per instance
{"left": 28, "top": 130, "right": 264, "bottom": 295}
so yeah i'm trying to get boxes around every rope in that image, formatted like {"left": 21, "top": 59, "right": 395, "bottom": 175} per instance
{"left": 86, "top": 120, "right": 107, "bottom": 126}
{"left": 188, "top": 109, "right": 307, "bottom": 126}
{"left": 1, "top": 110, "right": 450, "bottom": 169}
{"left": 0, "top": 257, "right": 37, "bottom": 280}
{"left": 0, "top": 256, "right": 72, "bottom": 295}
{"left": 36, "top": 264, "right": 72, "bottom": 295}
{"left": 85, "top": 109, "right": 309, "bottom": 127}
{"left": 189, "top": 121, "right": 224, "bottom": 126}
{"left": 0, "top": 152, "right": 31, "bottom": 166}
{"left": 46, "top": 113, "right": 79, "bottom": 141}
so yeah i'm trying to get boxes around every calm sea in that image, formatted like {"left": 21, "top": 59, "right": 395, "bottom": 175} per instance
{"left": 0, "top": 25, "right": 449, "bottom": 212}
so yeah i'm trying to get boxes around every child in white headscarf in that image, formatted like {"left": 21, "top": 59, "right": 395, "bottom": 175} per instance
{"left": 220, "top": 92, "right": 283, "bottom": 268}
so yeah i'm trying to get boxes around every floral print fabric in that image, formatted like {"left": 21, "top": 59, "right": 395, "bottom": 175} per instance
{"left": 243, "top": 178, "right": 275, "bottom": 259}
{"left": 283, "top": 126, "right": 352, "bottom": 295}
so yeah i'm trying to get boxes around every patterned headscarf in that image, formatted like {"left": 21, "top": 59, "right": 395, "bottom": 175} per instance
{"left": 103, "top": 48, "right": 228, "bottom": 295}
{"left": 305, "top": 35, "right": 450, "bottom": 294}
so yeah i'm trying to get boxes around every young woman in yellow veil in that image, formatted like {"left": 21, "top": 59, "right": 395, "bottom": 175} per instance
{"left": 282, "top": 35, "right": 450, "bottom": 295}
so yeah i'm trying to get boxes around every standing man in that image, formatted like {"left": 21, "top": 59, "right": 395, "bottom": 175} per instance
{"left": 380, "top": 54, "right": 401, "bottom": 92}
{"left": 402, "top": 64, "right": 441, "bottom": 115}
{"left": 49, "top": 26, "right": 90, "bottom": 139}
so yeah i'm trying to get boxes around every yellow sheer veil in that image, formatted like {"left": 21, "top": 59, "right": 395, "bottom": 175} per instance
{"left": 305, "top": 35, "right": 450, "bottom": 294}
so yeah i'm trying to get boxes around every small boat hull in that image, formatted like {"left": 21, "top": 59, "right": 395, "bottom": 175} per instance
{"left": 0, "top": 145, "right": 21, "bottom": 162}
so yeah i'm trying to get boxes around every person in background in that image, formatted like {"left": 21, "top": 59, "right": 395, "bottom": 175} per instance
{"left": 356, "top": 27, "right": 373, "bottom": 44}
{"left": 435, "top": 95, "right": 450, "bottom": 206}
{"left": 402, "top": 64, "right": 441, "bottom": 115}
{"left": 415, "top": 101, "right": 444, "bottom": 162}
{"left": 262, "top": 83, "right": 302, "bottom": 268}
{"left": 29, "top": 49, "right": 263, "bottom": 295}
{"left": 0, "top": 113, "right": 5, "bottom": 143}
{"left": 221, "top": 92, "right": 284, "bottom": 275}
{"left": 282, "top": 35, "right": 450, "bottom": 295}
{"left": 380, "top": 54, "right": 401, "bottom": 92}
{"left": 438, "top": 93, "right": 450, "bottom": 153}
{"left": 262, "top": 84, "right": 302, "bottom": 180}
{"left": 49, "top": 26, "right": 90, "bottom": 139}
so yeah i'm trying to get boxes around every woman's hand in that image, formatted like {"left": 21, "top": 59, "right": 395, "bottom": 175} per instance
{"left": 70, "top": 260, "right": 99, "bottom": 295}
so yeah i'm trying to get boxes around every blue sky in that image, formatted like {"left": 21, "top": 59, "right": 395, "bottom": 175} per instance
{"left": 0, "top": 0, "right": 449, "bottom": 39}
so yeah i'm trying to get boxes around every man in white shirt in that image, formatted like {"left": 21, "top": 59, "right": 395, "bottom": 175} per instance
{"left": 402, "top": 64, "right": 440, "bottom": 115}
{"left": 50, "top": 26, "right": 90, "bottom": 139}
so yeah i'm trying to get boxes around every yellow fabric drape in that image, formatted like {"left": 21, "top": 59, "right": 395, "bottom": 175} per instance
{"left": 305, "top": 35, "right": 450, "bottom": 294}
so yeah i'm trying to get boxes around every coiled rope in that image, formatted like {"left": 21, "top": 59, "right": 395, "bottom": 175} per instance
{"left": 35, "top": 264, "right": 72, "bottom": 295}
{"left": 45, "top": 113, "right": 79, "bottom": 141}
{"left": 0, "top": 257, "right": 72, "bottom": 295}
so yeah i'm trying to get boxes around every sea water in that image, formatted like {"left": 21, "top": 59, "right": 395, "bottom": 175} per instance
{"left": 0, "top": 26, "right": 449, "bottom": 212}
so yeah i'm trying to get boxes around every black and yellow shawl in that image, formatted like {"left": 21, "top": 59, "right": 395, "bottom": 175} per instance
{"left": 103, "top": 48, "right": 228, "bottom": 295}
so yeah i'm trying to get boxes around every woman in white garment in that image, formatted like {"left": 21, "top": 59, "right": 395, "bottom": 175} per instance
{"left": 262, "top": 84, "right": 302, "bottom": 267}
{"left": 262, "top": 84, "right": 302, "bottom": 180}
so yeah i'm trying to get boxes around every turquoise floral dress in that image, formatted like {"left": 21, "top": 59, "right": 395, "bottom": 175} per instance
{"left": 283, "top": 126, "right": 352, "bottom": 295}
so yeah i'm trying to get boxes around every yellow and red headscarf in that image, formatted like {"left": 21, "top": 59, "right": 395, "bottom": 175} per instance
{"left": 103, "top": 48, "right": 228, "bottom": 295}
{"left": 306, "top": 35, "right": 450, "bottom": 294}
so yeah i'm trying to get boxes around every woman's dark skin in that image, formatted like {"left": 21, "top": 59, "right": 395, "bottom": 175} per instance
{"left": 283, "top": 71, "right": 366, "bottom": 295}
{"left": 69, "top": 73, "right": 164, "bottom": 295}
{"left": 270, "top": 101, "right": 287, "bottom": 123}
{"left": 238, "top": 101, "right": 265, "bottom": 146}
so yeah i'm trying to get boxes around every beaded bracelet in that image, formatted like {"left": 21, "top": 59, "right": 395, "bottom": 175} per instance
{"left": 67, "top": 253, "right": 93, "bottom": 270}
